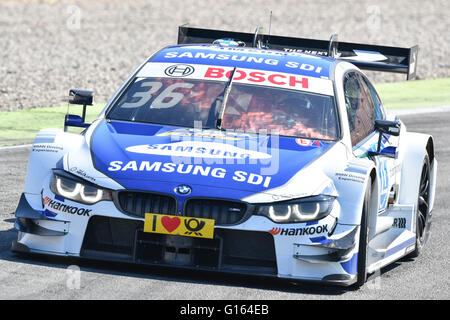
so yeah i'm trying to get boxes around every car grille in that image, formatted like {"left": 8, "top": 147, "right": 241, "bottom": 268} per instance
{"left": 183, "top": 199, "right": 248, "bottom": 226}
{"left": 116, "top": 191, "right": 249, "bottom": 225}
{"left": 81, "top": 216, "right": 277, "bottom": 275}
{"left": 117, "top": 191, "right": 177, "bottom": 218}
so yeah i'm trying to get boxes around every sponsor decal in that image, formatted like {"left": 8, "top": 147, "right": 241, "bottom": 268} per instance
{"left": 213, "top": 38, "right": 245, "bottom": 47}
{"left": 389, "top": 163, "right": 402, "bottom": 178}
{"left": 137, "top": 62, "right": 334, "bottom": 95}
{"left": 164, "top": 64, "right": 195, "bottom": 77}
{"left": 162, "top": 49, "right": 324, "bottom": 73}
{"left": 378, "top": 158, "right": 390, "bottom": 211}
{"left": 43, "top": 196, "right": 91, "bottom": 217}
{"left": 268, "top": 227, "right": 282, "bottom": 235}
{"left": 125, "top": 141, "right": 271, "bottom": 160}
{"left": 43, "top": 196, "right": 51, "bottom": 206}
{"left": 295, "top": 138, "right": 322, "bottom": 147}
{"left": 163, "top": 50, "right": 280, "bottom": 65}
{"left": 204, "top": 66, "right": 309, "bottom": 90}
{"left": 335, "top": 172, "right": 365, "bottom": 184}
{"left": 144, "top": 213, "right": 215, "bottom": 239}
{"left": 108, "top": 161, "right": 273, "bottom": 188}
{"left": 392, "top": 217, "right": 407, "bottom": 229}
{"left": 32, "top": 144, "right": 63, "bottom": 153}
{"left": 268, "top": 224, "right": 328, "bottom": 236}
{"left": 283, "top": 48, "right": 328, "bottom": 56}
{"left": 69, "top": 167, "right": 96, "bottom": 182}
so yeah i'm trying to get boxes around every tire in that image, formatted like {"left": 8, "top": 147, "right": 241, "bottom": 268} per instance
{"left": 355, "top": 177, "right": 372, "bottom": 287}
{"left": 408, "top": 154, "right": 431, "bottom": 258}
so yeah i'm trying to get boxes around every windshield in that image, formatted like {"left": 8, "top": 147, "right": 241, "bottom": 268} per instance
{"left": 222, "top": 84, "right": 338, "bottom": 139}
{"left": 107, "top": 77, "right": 226, "bottom": 128}
{"left": 107, "top": 77, "right": 339, "bottom": 140}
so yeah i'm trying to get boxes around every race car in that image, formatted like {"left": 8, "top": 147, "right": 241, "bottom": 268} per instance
{"left": 12, "top": 26, "right": 437, "bottom": 287}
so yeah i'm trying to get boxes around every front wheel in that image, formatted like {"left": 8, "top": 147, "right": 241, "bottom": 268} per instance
{"left": 408, "top": 154, "right": 431, "bottom": 258}
{"left": 355, "top": 177, "right": 372, "bottom": 287}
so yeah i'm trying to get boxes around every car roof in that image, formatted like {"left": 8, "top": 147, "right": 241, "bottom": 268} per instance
{"left": 148, "top": 44, "right": 336, "bottom": 80}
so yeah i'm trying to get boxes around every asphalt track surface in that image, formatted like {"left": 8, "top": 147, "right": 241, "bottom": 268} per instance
{"left": 0, "top": 111, "right": 449, "bottom": 300}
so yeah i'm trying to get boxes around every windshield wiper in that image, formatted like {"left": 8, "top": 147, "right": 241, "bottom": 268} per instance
{"left": 216, "top": 67, "right": 237, "bottom": 130}
{"left": 205, "top": 67, "right": 237, "bottom": 130}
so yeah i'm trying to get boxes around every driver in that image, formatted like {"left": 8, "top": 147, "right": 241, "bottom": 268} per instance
{"left": 273, "top": 95, "right": 313, "bottom": 136}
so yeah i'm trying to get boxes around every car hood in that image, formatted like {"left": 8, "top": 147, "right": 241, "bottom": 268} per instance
{"left": 90, "top": 120, "right": 335, "bottom": 196}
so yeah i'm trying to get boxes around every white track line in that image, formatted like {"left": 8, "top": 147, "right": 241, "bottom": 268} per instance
{"left": 389, "top": 105, "right": 450, "bottom": 116}
{"left": 0, "top": 144, "right": 32, "bottom": 151}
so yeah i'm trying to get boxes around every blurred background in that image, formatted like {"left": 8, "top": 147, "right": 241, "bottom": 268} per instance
{"left": 0, "top": 0, "right": 448, "bottom": 112}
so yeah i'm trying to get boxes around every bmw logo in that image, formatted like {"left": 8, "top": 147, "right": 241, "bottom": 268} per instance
{"left": 175, "top": 185, "right": 192, "bottom": 195}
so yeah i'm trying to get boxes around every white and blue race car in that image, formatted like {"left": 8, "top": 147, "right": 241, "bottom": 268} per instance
{"left": 13, "top": 26, "right": 437, "bottom": 287}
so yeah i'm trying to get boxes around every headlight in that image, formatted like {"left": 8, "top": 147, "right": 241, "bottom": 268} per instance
{"left": 50, "top": 171, "right": 113, "bottom": 205}
{"left": 255, "top": 195, "right": 335, "bottom": 223}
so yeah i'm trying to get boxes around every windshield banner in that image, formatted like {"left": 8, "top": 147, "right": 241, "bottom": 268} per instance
{"left": 137, "top": 62, "right": 334, "bottom": 96}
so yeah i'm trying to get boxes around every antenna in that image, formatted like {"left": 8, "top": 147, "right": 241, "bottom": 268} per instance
{"left": 268, "top": 11, "right": 272, "bottom": 37}
{"left": 328, "top": 34, "right": 339, "bottom": 58}
{"left": 265, "top": 11, "right": 272, "bottom": 49}
{"left": 252, "top": 26, "right": 263, "bottom": 48}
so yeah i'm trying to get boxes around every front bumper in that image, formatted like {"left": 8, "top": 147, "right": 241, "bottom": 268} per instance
{"left": 14, "top": 193, "right": 69, "bottom": 237}
{"left": 13, "top": 192, "right": 360, "bottom": 286}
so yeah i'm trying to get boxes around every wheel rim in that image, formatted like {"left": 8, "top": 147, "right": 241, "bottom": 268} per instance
{"left": 417, "top": 159, "right": 430, "bottom": 240}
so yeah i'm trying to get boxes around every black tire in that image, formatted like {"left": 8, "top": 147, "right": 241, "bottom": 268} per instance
{"left": 355, "top": 177, "right": 372, "bottom": 287}
{"left": 408, "top": 154, "right": 431, "bottom": 258}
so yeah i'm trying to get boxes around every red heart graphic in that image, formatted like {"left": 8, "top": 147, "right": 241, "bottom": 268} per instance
{"left": 161, "top": 216, "right": 181, "bottom": 233}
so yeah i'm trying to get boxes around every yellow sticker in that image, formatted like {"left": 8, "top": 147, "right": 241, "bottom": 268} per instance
{"left": 144, "top": 213, "right": 215, "bottom": 239}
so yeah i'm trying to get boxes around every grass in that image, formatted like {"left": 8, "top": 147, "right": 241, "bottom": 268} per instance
{"left": 0, "top": 104, "right": 105, "bottom": 147}
{"left": 374, "top": 77, "right": 450, "bottom": 110}
{"left": 0, "top": 77, "right": 449, "bottom": 147}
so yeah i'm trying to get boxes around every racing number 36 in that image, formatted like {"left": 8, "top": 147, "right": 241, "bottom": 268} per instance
{"left": 121, "top": 81, "right": 194, "bottom": 110}
{"left": 144, "top": 213, "right": 215, "bottom": 239}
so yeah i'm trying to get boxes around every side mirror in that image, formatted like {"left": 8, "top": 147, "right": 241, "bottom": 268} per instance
{"left": 369, "top": 119, "right": 401, "bottom": 158}
{"left": 374, "top": 119, "right": 401, "bottom": 137}
{"left": 65, "top": 89, "right": 94, "bottom": 131}
{"left": 69, "top": 89, "right": 94, "bottom": 106}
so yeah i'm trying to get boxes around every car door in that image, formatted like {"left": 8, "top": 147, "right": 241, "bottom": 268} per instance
{"left": 343, "top": 71, "right": 398, "bottom": 213}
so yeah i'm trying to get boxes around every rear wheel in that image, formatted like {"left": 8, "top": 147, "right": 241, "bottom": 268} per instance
{"left": 409, "top": 154, "right": 431, "bottom": 258}
{"left": 355, "top": 178, "right": 372, "bottom": 287}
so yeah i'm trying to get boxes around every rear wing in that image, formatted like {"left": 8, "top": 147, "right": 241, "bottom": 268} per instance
{"left": 178, "top": 25, "right": 419, "bottom": 80}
